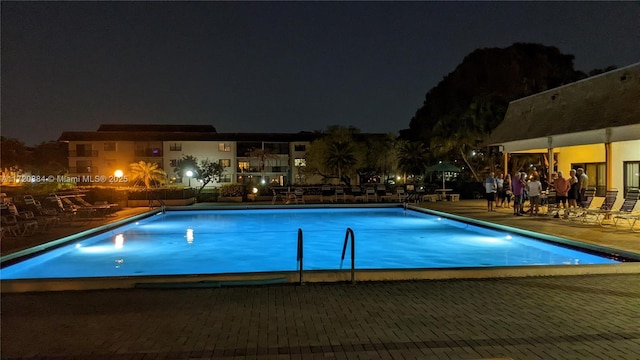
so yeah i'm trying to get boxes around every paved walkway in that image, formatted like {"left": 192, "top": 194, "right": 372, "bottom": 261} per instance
{"left": 2, "top": 275, "right": 639, "bottom": 359}
{"left": 2, "top": 200, "right": 639, "bottom": 359}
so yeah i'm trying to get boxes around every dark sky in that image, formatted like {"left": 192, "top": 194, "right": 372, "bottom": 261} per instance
{"left": 2, "top": 1, "right": 639, "bottom": 146}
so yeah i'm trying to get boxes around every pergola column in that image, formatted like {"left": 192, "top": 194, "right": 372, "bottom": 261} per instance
{"left": 605, "top": 128, "right": 612, "bottom": 191}
{"left": 547, "top": 137, "right": 554, "bottom": 185}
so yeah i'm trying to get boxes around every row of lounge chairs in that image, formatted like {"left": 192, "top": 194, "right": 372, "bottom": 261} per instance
{"left": 545, "top": 188, "right": 640, "bottom": 231}
{"left": 273, "top": 185, "right": 459, "bottom": 205}
{"left": 1, "top": 194, "right": 121, "bottom": 240}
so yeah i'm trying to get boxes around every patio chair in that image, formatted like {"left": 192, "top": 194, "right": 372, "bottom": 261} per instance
{"left": 405, "top": 185, "right": 418, "bottom": 203}
{"left": 352, "top": 187, "right": 365, "bottom": 202}
{"left": 545, "top": 190, "right": 560, "bottom": 217}
{"left": 320, "top": 185, "right": 334, "bottom": 203}
{"left": 376, "top": 184, "right": 390, "bottom": 202}
{"left": 271, "top": 188, "right": 287, "bottom": 204}
{"left": 1, "top": 215, "right": 22, "bottom": 237}
{"left": 578, "top": 189, "right": 619, "bottom": 224}
{"left": 75, "top": 196, "right": 119, "bottom": 215}
{"left": 563, "top": 188, "right": 597, "bottom": 220}
{"left": 364, "top": 187, "right": 377, "bottom": 202}
{"left": 288, "top": 188, "right": 305, "bottom": 204}
{"left": 611, "top": 190, "right": 640, "bottom": 230}
{"left": 61, "top": 197, "right": 98, "bottom": 218}
{"left": 334, "top": 187, "right": 346, "bottom": 203}
{"left": 395, "top": 187, "right": 408, "bottom": 202}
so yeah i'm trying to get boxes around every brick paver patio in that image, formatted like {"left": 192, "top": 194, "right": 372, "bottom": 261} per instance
{"left": 2, "top": 200, "right": 639, "bottom": 359}
{"left": 2, "top": 274, "right": 639, "bottom": 359}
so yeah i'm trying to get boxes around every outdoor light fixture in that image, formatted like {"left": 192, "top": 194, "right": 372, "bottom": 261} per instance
{"left": 186, "top": 170, "right": 194, "bottom": 187}
{"left": 114, "top": 169, "right": 123, "bottom": 178}
{"left": 252, "top": 187, "right": 259, "bottom": 194}
{"left": 186, "top": 228, "right": 194, "bottom": 244}
{"left": 261, "top": 179, "right": 266, "bottom": 185}
{"left": 114, "top": 234, "right": 124, "bottom": 249}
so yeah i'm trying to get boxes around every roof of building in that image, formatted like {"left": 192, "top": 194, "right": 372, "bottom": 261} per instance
{"left": 97, "top": 124, "right": 217, "bottom": 133}
{"left": 58, "top": 131, "right": 323, "bottom": 142}
{"left": 485, "top": 62, "right": 640, "bottom": 146}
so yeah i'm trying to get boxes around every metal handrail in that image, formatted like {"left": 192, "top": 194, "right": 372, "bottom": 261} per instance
{"left": 297, "top": 228, "right": 303, "bottom": 285}
{"left": 340, "top": 227, "right": 355, "bottom": 284}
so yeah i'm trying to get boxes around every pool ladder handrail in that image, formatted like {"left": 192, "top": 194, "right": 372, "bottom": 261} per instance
{"left": 297, "top": 228, "right": 303, "bottom": 285}
{"left": 158, "top": 198, "right": 166, "bottom": 214}
{"left": 340, "top": 227, "right": 356, "bottom": 284}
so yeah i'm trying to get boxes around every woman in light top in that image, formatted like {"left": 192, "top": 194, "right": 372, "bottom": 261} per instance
{"left": 527, "top": 174, "right": 543, "bottom": 216}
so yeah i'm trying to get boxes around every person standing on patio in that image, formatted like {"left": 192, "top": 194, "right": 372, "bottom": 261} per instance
{"left": 512, "top": 172, "right": 526, "bottom": 216}
{"left": 527, "top": 174, "right": 543, "bottom": 216}
{"left": 501, "top": 173, "right": 512, "bottom": 208}
{"left": 554, "top": 171, "right": 570, "bottom": 209}
{"left": 577, "top": 168, "right": 589, "bottom": 207}
{"left": 568, "top": 169, "right": 579, "bottom": 208}
{"left": 484, "top": 172, "right": 497, "bottom": 212}
{"left": 495, "top": 173, "right": 504, "bottom": 208}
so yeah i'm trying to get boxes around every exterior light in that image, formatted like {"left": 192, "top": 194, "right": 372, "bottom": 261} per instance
{"left": 186, "top": 170, "right": 193, "bottom": 187}
{"left": 260, "top": 179, "right": 266, "bottom": 185}
{"left": 114, "top": 234, "right": 124, "bottom": 249}
{"left": 186, "top": 228, "right": 194, "bottom": 244}
{"left": 252, "top": 187, "right": 259, "bottom": 194}
{"left": 114, "top": 169, "right": 124, "bottom": 178}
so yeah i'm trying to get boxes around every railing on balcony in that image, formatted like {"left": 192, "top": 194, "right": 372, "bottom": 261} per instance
{"left": 69, "top": 166, "right": 97, "bottom": 174}
{"left": 69, "top": 150, "right": 98, "bottom": 157}
{"left": 135, "top": 149, "right": 163, "bottom": 157}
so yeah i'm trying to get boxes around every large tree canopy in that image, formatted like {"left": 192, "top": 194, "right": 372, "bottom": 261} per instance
{"left": 400, "top": 43, "right": 591, "bottom": 179}
{"left": 402, "top": 43, "right": 585, "bottom": 143}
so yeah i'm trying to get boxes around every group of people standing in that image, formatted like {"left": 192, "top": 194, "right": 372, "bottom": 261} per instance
{"left": 484, "top": 167, "right": 589, "bottom": 216}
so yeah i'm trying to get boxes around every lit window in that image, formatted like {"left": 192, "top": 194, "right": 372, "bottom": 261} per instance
{"left": 219, "top": 159, "right": 231, "bottom": 167}
{"left": 218, "top": 143, "right": 231, "bottom": 152}
{"left": 238, "top": 161, "right": 250, "bottom": 171}
{"left": 294, "top": 158, "right": 306, "bottom": 167}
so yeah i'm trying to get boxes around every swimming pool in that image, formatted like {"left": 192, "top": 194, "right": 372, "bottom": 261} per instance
{"left": 1, "top": 207, "right": 624, "bottom": 284}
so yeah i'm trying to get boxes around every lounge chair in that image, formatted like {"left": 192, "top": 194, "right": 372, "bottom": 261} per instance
{"left": 352, "top": 187, "right": 365, "bottom": 202}
{"left": 376, "top": 185, "right": 390, "bottom": 202}
{"left": 545, "top": 190, "right": 561, "bottom": 217}
{"left": 334, "top": 187, "right": 346, "bottom": 203}
{"left": 288, "top": 188, "right": 305, "bottom": 204}
{"left": 1, "top": 215, "right": 22, "bottom": 237}
{"left": 405, "top": 185, "right": 418, "bottom": 203}
{"left": 611, "top": 190, "right": 640, "bottom": 230}
{"left": 320, "top": 185, "right": 334, "bottom": 203}
{"left": 364, "top": 187, "right": 377, "bottom": 202}
{"left": 563, "top": 188, "right": 597, "bottom": 220}
{"left": 61, "top": 197, "right": 99, "bottom": 218}
{"left": 75, "top": 196, "right": 118, "bottom": 215}
{"left": 578, "top": 189, "right": 619, "bottom": 224}
{"left": 395, "top": 187, "right": 408, "bottom": 202}
{"left": 272, "top": 188, "right": 287, "bottom": 204}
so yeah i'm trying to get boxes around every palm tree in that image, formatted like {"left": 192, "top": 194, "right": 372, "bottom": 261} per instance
{"left": 397, "top": 141, "right": 429, "bottom": 181}
{"left": 129, "top": 161, "right": 167, "bottom": 189}
{"left": 325, "top": 141, "right": 357, "bottom": 182}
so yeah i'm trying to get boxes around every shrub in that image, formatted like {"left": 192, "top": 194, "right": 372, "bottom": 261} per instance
{"left": 220, "top": 184, "right": 245, "bottom": 197}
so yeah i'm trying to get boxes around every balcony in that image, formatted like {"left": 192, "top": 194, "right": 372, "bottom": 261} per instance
{"left": 135, "top": 149, "right": 163, "bottom": 157}
{"left": 69, "top": 166, "right": 97, "bottom": 174}
{"left": 69, "top": 150, "right": 98, "bottom": 157}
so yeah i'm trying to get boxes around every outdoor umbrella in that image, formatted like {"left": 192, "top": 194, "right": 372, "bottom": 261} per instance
{"left": 426, "top": 162, "right": 461, "bottom": 191}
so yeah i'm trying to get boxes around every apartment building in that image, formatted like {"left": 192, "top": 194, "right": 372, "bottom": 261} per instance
{"left": 58, "top": 124, "right": 321, "bottom": 187}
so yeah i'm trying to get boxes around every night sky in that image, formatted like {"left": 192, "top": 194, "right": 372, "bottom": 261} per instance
{"left": 2, "top": 1, "right": 639, "bottom": 146}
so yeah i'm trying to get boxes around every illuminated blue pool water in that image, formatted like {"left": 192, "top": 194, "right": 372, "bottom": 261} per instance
{"left": 1, "top": 208, "right": 619, "bottom": 280}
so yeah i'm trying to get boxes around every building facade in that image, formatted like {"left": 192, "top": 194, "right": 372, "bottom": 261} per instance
{"left": 58, "top": 125, "right": 322, "bottom": 187}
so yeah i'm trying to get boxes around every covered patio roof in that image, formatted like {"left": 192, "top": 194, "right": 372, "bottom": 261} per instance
{"left": 485, "top": 63, "right": 640, "bottom": 152}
